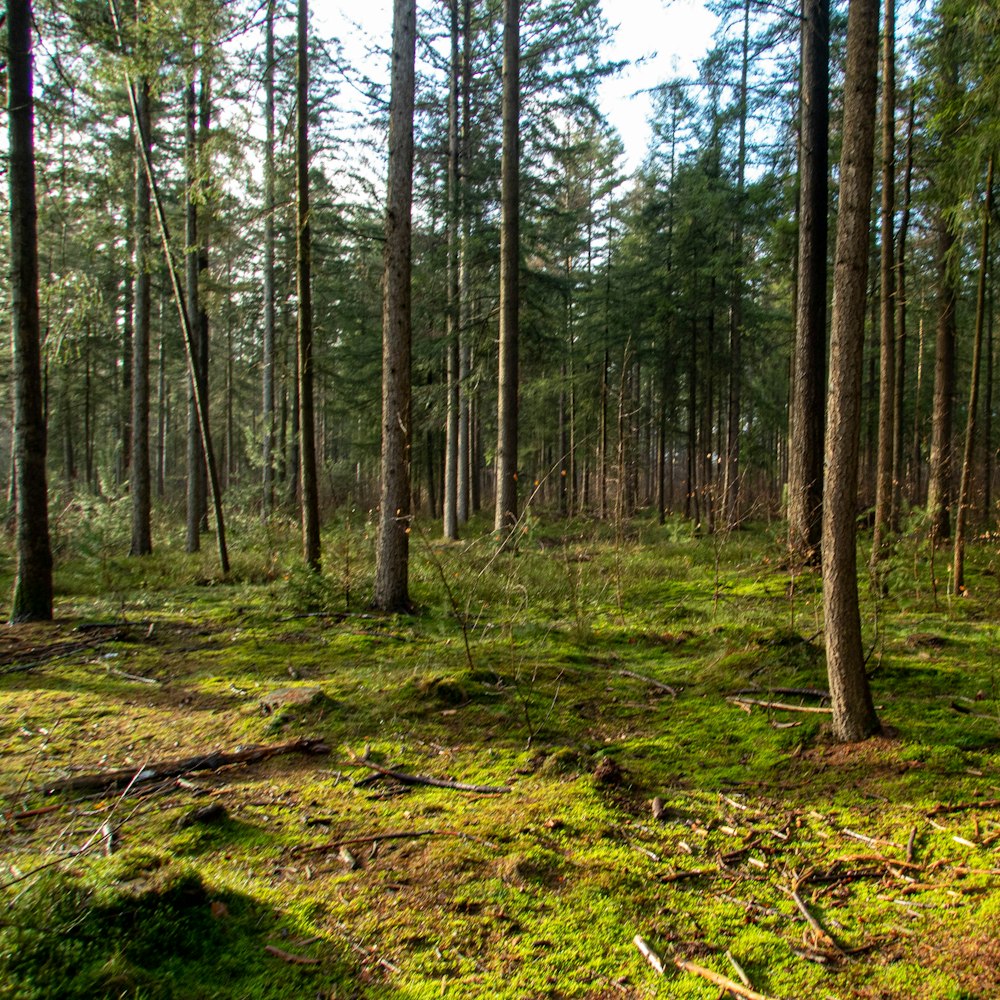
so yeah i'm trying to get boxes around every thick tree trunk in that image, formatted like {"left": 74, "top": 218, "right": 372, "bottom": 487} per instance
{"left": 374, "top": 0, "right": 416, "bottom": 611}
{"left": 8, "top": 0, "right": 53, "bottom": 622}
{"left": 296, "top": 0, "right": 321, "bottom": 570}
{"left": 494, "top": 0, "right": 520, "bottom": 538}
{"left": 130, "top": 77, "right": 153, "bottom": 557}
{"left": 870, "top": 0, "right": 895, "bottom": 569}
{"left": 787, "top": 0, "right": 829, "bottom": 563}
{"left": 821, "top": 0, "right": 881, "bottom": 743}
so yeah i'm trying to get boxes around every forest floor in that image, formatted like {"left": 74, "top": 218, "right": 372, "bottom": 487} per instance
{"left": 1, "top": 506, "right": 999, "bottom": 1000}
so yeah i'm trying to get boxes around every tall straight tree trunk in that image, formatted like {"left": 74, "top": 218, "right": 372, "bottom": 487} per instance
{"left": 494, "top": 0, "right": 520, "bottom": 538}
{"left": 871, "top": 0, "right": 896, "bottom": 568}
{"left": 723, "top": 0, "right": 750, "bottom": 529}
{"left": 891, "top": 91, "right": 915, "bottom": 531}
{"left": 821, "top": 0, "right": 881, "bottom": 743}
{"left": 927, "top": 220, "right": 958, "bottom": 543}
{"left": 953, "top": 157, "right": 992, "bottom": 593}
{"left": 787, "top": 0, "right": 830, "bottom": 563}
{"left": 374, "top": 0, "right": 416, "bottom": 611}
{"left": 262, "top": 0, "right": 277, "bottom": 520}
{"left": 130, "top": 76, "right": 153, "bottom": 556}
{"left": 296, "top": 0, "right": 321, "bottom": 570}
{"left": 8, "top": 0, "right": 53, "bottom": 622}
{"left": 184, "top": 72, "right": 204, "bottom": 553}
{"left": 443, "top": 0, "right": 461, "bottom": 540}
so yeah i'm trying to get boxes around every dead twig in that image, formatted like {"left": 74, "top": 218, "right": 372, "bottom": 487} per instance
{"left": 264, "top": 945, "right": 320, "bottom": 965}
{"left": 618, "top": 670, "right": 678, "bottom": 697}
{"left": 633, "top": 934, "right": 665, "bottom": 975}
{"left": 673, "top": 956, "right": 782, "bottom": 1000}
{"left": 349, "top": 756, "right": 510, "bottom": 795}
{"left": 727, "top": 697, "right": 832, "bottom": 715}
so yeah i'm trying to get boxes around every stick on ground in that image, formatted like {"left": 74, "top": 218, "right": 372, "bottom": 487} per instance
{"left": 350, "top": 756, "right": 510, "bottom": 795}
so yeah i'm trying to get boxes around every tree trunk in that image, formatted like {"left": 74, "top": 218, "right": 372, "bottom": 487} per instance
{"left": 8, "top": 0, "right": 53, "bottom": 622}
{"left": 494, "top": 0, "right": 520, "bottom": 538}
{"left": 185, "top": 73, "right": 204, "bottom": 553}
{"left": 870, "top": 0, "right": 895, "bottom": 570}
{"left": 891, "top": 91, "right": 915, "bottom": 531}
{"left": 443, "top": 0, "right": 461, "bottom": 540}
{"left": 262, "top": 0, "right": 277, "bottom": 520}
{"left": 373, "top": 0, "right": 416, "bottom": 611}
{"left": 787, "top": 0, "right": 829, "bottom": 563}
{"left": 296, "top": 0, "right": 321, "bottom": 570}
{"left": 821, "top": 0, "right": 881, "bottom": 743}
{"left": 953, "top": 157, "right": 992, "bottom": 593}
{"left": 130, "top": 76, "right": 153, "bottom": 556}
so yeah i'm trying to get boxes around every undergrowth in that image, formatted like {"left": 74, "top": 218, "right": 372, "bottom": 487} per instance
{"left": 0, "top": 506, "right": 998, "bottom": 999}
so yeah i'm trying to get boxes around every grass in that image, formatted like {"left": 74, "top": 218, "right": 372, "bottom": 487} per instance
{"left": 1, "top": 506, "right": 999, "bottom": 999}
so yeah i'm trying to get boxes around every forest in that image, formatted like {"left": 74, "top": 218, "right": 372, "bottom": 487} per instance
{"left": 1, "top": 0, "right": 999, "bottom": 997}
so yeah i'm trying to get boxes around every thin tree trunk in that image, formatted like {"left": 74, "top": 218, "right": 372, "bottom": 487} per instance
{"left": 953, "top": 157, "right": 992, "bottom": 593}
{"left": 443, "top": 0, "right": 460, "bottom": 540}
{"left": 494, "top": 0, "right": 520, "bottom": 538}
{"left": 262, "top": 0, "right": 277, "bottom": 520}
{"left": 787, "top": 0, "right": 830, "bottom": 562}
{"left": 891, "top": 90, "right": 914, "bottom": 531}
{"left": 871, "top": 0, "right": 896, "bottom": 569}
{"left": 8, "top": 0, "right": 53, "bottom": 622}
{"left": 821, "top": 0, "right": 881, "bottom": 743}
{"left": 130, "top": 76, "right": 153, "bottom": 556}
{"left": 296, "top": 0, "right": 321, "bottom": 570}
{"left": 373, "top": 0, "right": 416, "bottom": 611}
{"left": 185, "top": 72, "right": 204, "bottom": 553}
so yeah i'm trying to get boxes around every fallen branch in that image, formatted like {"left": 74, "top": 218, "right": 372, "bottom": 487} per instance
{"left": 349, "top": 756, "right": 510, "bottom": 795}
{"left": 841, "top": 828, "right": 903, "bottom": 850}
{"left": 618, "top": 670, "right": 678, "bottom": 697}
{"left": 264, "top": 945, "right": 320, "bottom": 966}
{"left": 928, "top": 799, "right": 1000, "bottom": 816}
{"left": 633, "top": 934, "right": 665, "bottom": 975}
{"left": 727, "top": 697, "right": 832, "bottom": 715}
{"left": 785, "top": 887, "right": 845, "bottom": 955}
{"left": 43, "top": 738, "right": 330, "bottom": 795}
{"left": 673, "top": 956, "right": 781, "bottom": 1000}
{"left": 734, "top": 687, "right": 829, "bottom": 701}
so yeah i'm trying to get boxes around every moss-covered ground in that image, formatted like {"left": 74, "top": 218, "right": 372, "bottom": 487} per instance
{"left": 1, "top": 506, "right": 999, "bottom": 999}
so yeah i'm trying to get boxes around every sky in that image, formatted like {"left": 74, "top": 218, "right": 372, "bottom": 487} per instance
{"left": 315, "top": 0, "right": 718, "bottom": 173}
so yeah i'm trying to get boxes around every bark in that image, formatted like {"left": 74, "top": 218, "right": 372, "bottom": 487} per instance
{"left": 870, "top": 0, "right": 895, "bottom": 569}
{"left": 787, "top": 0, "right": 829, "bottom": 563}
{"left": 297, "top": 0, "right": 321, "bottom": 570}
{"left": 926, "top": 219, "right": 958, "bottom": 543}
{"left": 953, "top": 158, "right": 992, "bottom": 593}
{"left": 494, "top": 0, "right": 520, "bottom": 538}
{"left": 262, "top": 0, "right": 277, "bottom": 520}
{"left": 130, "top": 77, "right": 153, "bottom": 557}
{"left": 8, "top": 0, "right": 53, "bottom": 622}
{"left": 821, "top": 0, "right": 881, "bottom": 743}
{"left": 443, "top": 0, "right": 460, "bottom": 540}
{"left": 891, "top": 92, "right": 914, "bottom": 529}
{"left": 185, "top": 73, "right": 204, "bottom": 553}
{"left": 373, "top": 0, "right": 416, "bottom": 611}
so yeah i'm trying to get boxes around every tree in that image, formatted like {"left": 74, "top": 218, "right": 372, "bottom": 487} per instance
{"left": 8, "top": 0, "right": 54, "bottom": 622}
{"left": 871, "top": 0, "right": 896, "bottom": 570}
{"left": 261, "top": 0, "right": 277, "bottom": 520}
{"left": 374, "top": 0, "right": 417, "bottom": 612}
{"left": 130, "top": 74, "right": 153, "bottom": 557}
{"left": 296, "top": 0, "right": 321, "bottom": 570}
{"left": 787, "top": 0, "right": 829, "bottom": 563}
{"left": 821, "top": 0, "right": 881, "bottom": 743}
{"left": 494, "top": 0, "right": 520, "bottom": 538}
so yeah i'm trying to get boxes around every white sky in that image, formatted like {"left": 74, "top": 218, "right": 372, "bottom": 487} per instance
{"left": 314, "top": 0, "right": 718, "bottom": 173}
